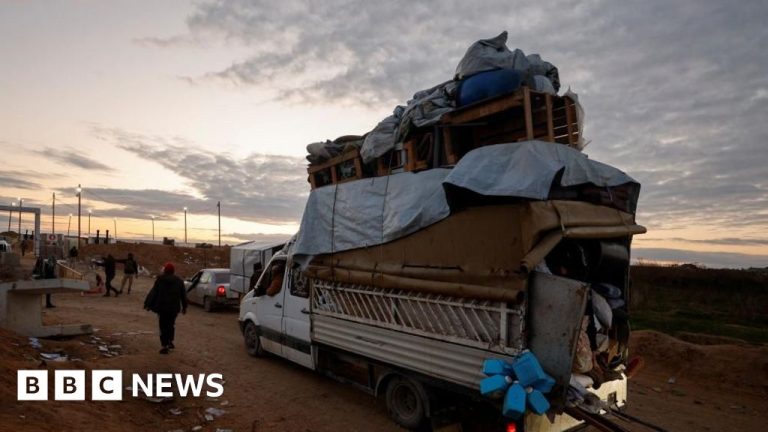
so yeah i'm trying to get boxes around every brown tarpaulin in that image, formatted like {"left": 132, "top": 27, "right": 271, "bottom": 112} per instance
{"left": 307, "top": 200, "right": 644, "bottom": 301}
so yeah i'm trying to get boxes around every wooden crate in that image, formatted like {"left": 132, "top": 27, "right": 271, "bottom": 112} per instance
{"left": 403, "top": 132, "right": 434, "bottom": 172}
{"left": 440, "top": 87, "right": 579, "bottom": 165}
{"left": 308, "top": 149, "right": 363, "bottom": 189}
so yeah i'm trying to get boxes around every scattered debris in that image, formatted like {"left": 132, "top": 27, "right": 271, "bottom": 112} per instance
{"left": 205, "top": 407, "right": 226, "bottom": 417}
{"left": 141, "top": 395, "right": 174, "bottom": 403}
{"left": 191, "top": 426, "right": 203, "bottom": 431}
{"left": 652, "top": 387, "right": 662, "bottom": 393}
{"left": 169, "top": 408, "right": 183, "bottom": 416}
{"left": 28, "top": 337, "right": 42, "bottom": 349}
{"left": 220, "top": 400, "right": 229, "bottom": 406}
{"left": 40, "top": 352, "right": 68, "bottom": 362}
{"left": 667, "top": 376, "right": 676, "bottom": 384}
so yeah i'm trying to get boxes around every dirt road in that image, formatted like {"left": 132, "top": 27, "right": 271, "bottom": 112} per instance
{"left": 1, "top": 276, "right": 766, "bottom": 432}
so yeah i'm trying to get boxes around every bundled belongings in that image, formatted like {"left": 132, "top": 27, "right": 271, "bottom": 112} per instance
{"left": 305, "top": 31, "right": 585, "bottom": 190}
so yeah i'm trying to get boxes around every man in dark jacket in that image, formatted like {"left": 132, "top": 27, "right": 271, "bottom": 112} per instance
{"left": 95, "top": 254, "right": 119, "bottom": 297}
{"left": 144, "top": 262, "right": 187, "bottom": 354}
{"left": 117, "top": 252, "right": 138, "bottom": 294}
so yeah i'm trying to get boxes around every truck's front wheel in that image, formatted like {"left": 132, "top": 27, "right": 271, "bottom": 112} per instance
{"left": 385, "top": 376, "right": 427, "bottom": 429}
{"left": 243, "top": 321, "right": 263, "bottom": 357}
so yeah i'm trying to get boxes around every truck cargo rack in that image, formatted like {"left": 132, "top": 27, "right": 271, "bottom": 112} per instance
{"left": 310, "top": 279, "right": 524, "bottom": 354}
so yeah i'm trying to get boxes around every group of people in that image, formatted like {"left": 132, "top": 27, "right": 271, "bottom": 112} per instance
{"left": 94, "top": 253, "right": 139, "bottom": 296}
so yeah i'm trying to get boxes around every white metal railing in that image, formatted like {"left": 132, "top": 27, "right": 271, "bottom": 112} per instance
{"left": 311, "top": 279, "right": 524, "bottom": 353}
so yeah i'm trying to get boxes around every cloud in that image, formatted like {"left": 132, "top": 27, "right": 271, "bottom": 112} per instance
{"left": 633, "top": 248, "right": 768, "bottom": 269}
{"left": 0, "top": 172, "right": 41, "bottom": 190}
{"left": 641, "top": 237, "right": 768, "bottom": 247}
{"left": 35, "top": 148, "right": 111, "bottom": 171}
{"left": 224, "top": 232, "right": 293, "bottom": 244}
{"left": 91, "top": 126, "right": 309, "bottom": 224}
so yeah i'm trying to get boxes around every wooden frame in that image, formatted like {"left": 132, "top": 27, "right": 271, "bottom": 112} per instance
{"left": 308, "top": 149, "right": 363, "bottom": 189}
{"left": 440, "top": 87, "right": 579, "bottom": 165}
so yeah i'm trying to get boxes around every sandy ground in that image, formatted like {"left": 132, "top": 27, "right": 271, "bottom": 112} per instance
{"left": 1, "top": 274, "right": 766, "bottom": 431}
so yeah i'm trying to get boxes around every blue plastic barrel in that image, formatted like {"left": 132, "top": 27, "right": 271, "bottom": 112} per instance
{"left": 457, "top": 69, "right": 522, "bottom": 107}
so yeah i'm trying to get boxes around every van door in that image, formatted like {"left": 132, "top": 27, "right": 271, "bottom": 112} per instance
{"left": 280, "top": 263, "right": 314, "bottom": 369}
{"left": 252, "top": 257, "right": 288, "bottom": 356}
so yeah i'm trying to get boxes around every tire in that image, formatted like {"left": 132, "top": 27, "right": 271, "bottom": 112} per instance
{"left": 385, "top": 376, "right": 427, "bottom": 430}
{"left": 203, "top": 296, "right": 214, "bottom": 312}
{"left": 243, "top": 321, "right": 263, "bottom": 357}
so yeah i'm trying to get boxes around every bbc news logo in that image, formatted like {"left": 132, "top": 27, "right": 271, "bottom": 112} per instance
{"left": 18, "top": 370, "right": 224, "bottom": 401}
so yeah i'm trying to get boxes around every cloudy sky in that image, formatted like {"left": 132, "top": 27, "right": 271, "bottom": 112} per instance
{"left": 0, "top": 0, "right": 766, "bottom": 268}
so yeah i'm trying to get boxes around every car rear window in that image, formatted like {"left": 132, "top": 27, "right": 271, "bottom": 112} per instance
{"left": 214, "top": 272, "right": 230, "bottom": 284}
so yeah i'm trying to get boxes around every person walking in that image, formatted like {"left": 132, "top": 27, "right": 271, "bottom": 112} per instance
{"left": 117, "top": 252, "right": 139, "bottom": 294}
{"left": 95, "top": 254, "right": 119, "bottom": 297}
{"left": 143, "top": 262, "right": 187, "bottom": 354}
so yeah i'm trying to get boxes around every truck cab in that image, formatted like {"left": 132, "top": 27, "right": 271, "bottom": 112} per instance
{"left": 239, "top": 252, "right": 314, "bottom": 369}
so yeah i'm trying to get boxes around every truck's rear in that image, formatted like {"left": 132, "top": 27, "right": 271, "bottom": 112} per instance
{"left": 293, "top": 142, "right": 644, "bottom": 430}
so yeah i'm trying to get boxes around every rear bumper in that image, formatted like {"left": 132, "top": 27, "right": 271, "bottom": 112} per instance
{"left": 213, "top": 296, "right": 240, "bottom": 307}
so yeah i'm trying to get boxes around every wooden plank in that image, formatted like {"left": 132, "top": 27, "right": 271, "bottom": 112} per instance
{"left": 565, "top": 96, "right": 575, "bottom": 146}
{"left": 545, "top": 94, "right": 554, "bottom": 142}
{"left": 443, "top": 91, "right": 525, "bottom": 125}
{"left": 308, "top": 148, "right": 360, "bottom": 174}
{"left": 523, "top": 87, "right": 534, "bottom": 139}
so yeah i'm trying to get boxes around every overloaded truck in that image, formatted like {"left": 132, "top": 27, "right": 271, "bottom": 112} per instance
{"left": 239, "top": 33, "right": 645, "bottom": 431}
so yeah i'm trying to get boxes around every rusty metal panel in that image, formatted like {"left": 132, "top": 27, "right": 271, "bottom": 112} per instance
{"left": 528, "top": 272, "right": 588, "bottom": 393}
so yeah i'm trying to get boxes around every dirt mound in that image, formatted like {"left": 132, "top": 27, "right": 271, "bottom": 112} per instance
{"left": 79, "top": 243, "right": 230, "bottom": 279}
{"left": 631, "top": 330, "right": 768, "bottom": 393}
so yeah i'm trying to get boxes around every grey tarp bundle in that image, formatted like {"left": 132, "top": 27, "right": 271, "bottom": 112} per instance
{"left": 443, "top": 141, "right": 637, "bottom": 199}
{"left": 294, "top": 168, "right": 452, "bottom": 258}
{"left": 455, "top": 31, "right": 530, "bottom": 79}
{"left": 359, "top": 31, "right": 562, "bottom": 163}
{"left": 360, "top": 81, "right": 458, "bottom": 164}
{"left": 454, "top": 32, "right": 560, "bottom": 93}
{"left": 360, "top": 106, "right": 405, "bottom": 163}
{"left": 294, "top": 141, "right": 639, "bottom": 260}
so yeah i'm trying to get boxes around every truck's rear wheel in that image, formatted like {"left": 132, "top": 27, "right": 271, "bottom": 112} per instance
{"left": 243, "top": 321, "right": 263, "bottom": 357}
{"left": 385, "top": 376, "right": 426, "bottom": 429}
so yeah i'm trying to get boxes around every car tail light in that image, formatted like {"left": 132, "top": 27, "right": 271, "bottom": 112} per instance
{"left": 506, "top": 424, "right": 517, "bottom": 432}
{"left": 216, "top": 285, "right": 226, "bottom": 297}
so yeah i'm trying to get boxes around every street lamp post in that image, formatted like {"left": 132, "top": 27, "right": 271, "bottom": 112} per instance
{"left": 17, "top": 198, "right": 22, "bottom": 234}
{"left": 183, "top": 207, "right": 187, "bottom": 244}
{"left": 151, "top": 215, "right": 155, "bottom": 242}
{"left": 67, "top": 213, "right": 72, "bottom": 237}
{"left": 76, "top": 184, "right": 82, "bottom": 248}
{"left": 88, "top": 209, "right": 92, "bottom": 241}
{"left": 8, "top": 202, "right": 13, "bottom": 232}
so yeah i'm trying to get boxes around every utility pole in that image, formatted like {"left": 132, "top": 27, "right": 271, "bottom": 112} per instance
{"left": 17, "top": 198, "right": 22, "bottom": 234}
{"left": 8, "top": 202, "right": 13, "bottom": 232}
{"left": 52, "top": 193, "right": 56, "bottom": 235}
{"left": 183, "top": 207, "right": 188, "bottom": 244}
{"left": 88, "top": 210, "right": 92, "bottom": 240}
{"left": 67, "top": 213, "right": 72, "bottom": 236}
{"left": 113, "top": 218, "right": 117, "bottom": 242}
{"left": 217, "top": 201, "right": 221, "bottom": 247}
{"left": 76, "top": 184, "right": 82, "bottom": 248}
{"left": 151, "top": 215, "right": 155, "bottom": 242}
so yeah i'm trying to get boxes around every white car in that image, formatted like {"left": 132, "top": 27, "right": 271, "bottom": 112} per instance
{"left": 184, "top": 268, "right": 238, "bottom": 312}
